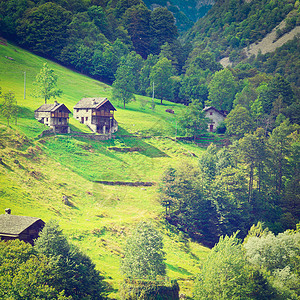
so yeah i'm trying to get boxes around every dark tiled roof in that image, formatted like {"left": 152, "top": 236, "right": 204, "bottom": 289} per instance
{"left": 0, "top": 214, "right": 43, "bottom": 236}
{"left": 35, "top": 103, "right": 71, "bottom": 113}
{"left": 74, "top": 97, "right": 116, "bottom": 110}
{"left": 203, "top": 106, "right": 227, "bottom": 117}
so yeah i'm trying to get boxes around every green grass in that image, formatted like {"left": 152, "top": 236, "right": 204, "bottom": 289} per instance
{"left": 0, "top": 41, "right": 210, "bottom": 298}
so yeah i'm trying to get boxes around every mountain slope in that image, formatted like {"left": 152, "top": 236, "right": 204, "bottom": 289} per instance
{"left": 0, "top": 41, "right": 209, "bottom": 298}
{"left": 220, "top": 18, "right": 300, "bottom": 67}
{"left": 144, "top": 0, "right": 214, "bottom": 31}
{"left": 184, "top": 0, "right": 299, "bottom": 61}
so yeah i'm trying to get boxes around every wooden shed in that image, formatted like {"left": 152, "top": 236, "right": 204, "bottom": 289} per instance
{"left": 0, "top": 209, "right": 45, "bottom": 245}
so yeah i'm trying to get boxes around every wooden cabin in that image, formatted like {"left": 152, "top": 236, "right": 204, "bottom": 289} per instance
{"left": 0, "top": 209, "right": 45, "bottom": 245}
{"left": 35, "top": 101, "right": 71, "bottom": 133}
{"left": 73, "top": 97, "right": 118, "bottom": 134}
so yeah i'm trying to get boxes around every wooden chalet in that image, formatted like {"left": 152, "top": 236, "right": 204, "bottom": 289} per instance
{"left": 35, "top": 101, "right": 71, "bottom": 133}
{"left": 73, "top": 97, "right": 118, "bottom": 134}
{"left": 0, "top": 209, "right": 45, "bottom": 245}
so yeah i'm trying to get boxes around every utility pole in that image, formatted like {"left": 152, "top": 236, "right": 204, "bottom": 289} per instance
{"left": 151, "top": 81, "right": 155, "bottom": 110}
{"left": 24, "top": 71, "right": 26, "bottom": 99}
{"left": 175, "top": 119, "right": 177, "bottom": 142}
{"left": 152, "top": 81, "right": 154, "bottom": 100}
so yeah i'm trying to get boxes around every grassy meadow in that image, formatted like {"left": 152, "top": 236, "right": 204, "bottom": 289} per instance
{"left": 0, "top": 41, "right": 210, "bottom": 298}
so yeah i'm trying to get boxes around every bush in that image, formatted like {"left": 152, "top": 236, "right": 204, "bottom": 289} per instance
{"left": 216, "top": 121, "right": 226, "bottom": 134}
{"left": 120, "top": 278, "right": 179, "bottom": 300}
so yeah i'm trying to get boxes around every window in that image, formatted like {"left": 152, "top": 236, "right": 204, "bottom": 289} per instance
{"left": 59, "top": 118, "right": 62, "bottom": 122}
{"left": 46, "top": 118, "right": 48, "bottom": 122}
{"left": 76, "top": 109, "right": 79, "bottom": 113}
{"left": 86, "top": 109, "right": 88, "bottom": 112}
{"left": 210, "top": 112, "right": 213, "bottom": 115}
{"left": 86, "top": 117, "right": 88, "bottom": 121}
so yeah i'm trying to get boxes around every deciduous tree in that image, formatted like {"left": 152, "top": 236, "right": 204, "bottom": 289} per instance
{"left": 208, "top": 68, "right": 236, "bottom": 112}
{"left": 17, "top": 2, "right": 71, "bottom": 56}
{"left": 225, "top": 105, "right": 253, "bottom": 138}
{"left": 160, "top": 162, "right": 219, "bottom": 245}
{"left": 32, "top": 63, "right": 62, "bottom": 104}
{"left": 149, "top": 57, "right": 175, "bottom": 104}
{"left": 35, "top": 220, "right": 108, "bottom": 300}
{"left": 0, "top": 240, "right": 71, "bottom": 300}
{"left": 112, "top": 52, "right": 142, "bottom": 108}
{"left": 178, "top": 99, "right": 209, "bottom": 142}
{"left": 0, "top": 90, "right": 18, "bottom": 126}
{"left": 121, "top": 221, "right": 166, "bottom": 279}
{"left": 194, "top": 233, "right": 275, "bottom": 300}
{"left": 244, "top": 230, "right": 300, "bottom": 298}
{"left": 123, "top": 4, "right": 152, "bottom": 58}
{"left": 150, "top": 7, "right": 178, "bottom": 54}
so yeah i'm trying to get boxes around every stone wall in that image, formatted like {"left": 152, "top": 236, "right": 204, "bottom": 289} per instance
{"left": 94, "top": 181, "right": 154, "bottom": 186}
{"left": 70, "top": 132, "right": 115, "bottom": 140}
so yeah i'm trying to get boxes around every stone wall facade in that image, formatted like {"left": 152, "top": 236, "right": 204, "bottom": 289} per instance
{"left": 73, "top": 108, "right": 118, "bottom": 134}
{"left": 204, "top": 108, "right": 226, "bottom": 132}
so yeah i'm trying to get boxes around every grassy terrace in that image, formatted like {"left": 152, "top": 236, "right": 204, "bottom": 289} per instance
{"left": 0, "top": 41, "right": 210, "bottom": 298}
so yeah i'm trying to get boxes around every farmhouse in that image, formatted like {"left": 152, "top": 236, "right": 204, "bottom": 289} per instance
{"left": 35, "top": 101, "right": 71, "bottom": 133}
{"left": 73, "top": 97, "right": 118, "bottom": 134}
{"left": 203, "top": 106, "right": 227, "bottom": 132}
{"left": 0, "top": 209, "right": 45, "bottom": 245}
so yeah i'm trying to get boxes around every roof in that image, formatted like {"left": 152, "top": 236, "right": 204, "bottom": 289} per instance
{"left": 35, "top": 102, "right": 71, "bottom": 113}
{"left": 203, "top": 106, "right": 227, "bottom": 117}
{"left": 73, "top": 97, "right": 116, "bottom": 111}
{"left": 0, "top": 214, "right": 44, "bottom": 237}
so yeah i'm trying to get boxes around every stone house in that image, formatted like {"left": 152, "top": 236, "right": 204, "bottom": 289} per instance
{"left": 203, "top": 106, "right": 227, "bottom": 132}
{"left": 0, "top": 209, "right": 45, "bottom": 245}
{"left": 73, "top": 97, "right": 118, "bottom": 134}
{"left": 35, "top": 101, "right": 71, "bottom": 133}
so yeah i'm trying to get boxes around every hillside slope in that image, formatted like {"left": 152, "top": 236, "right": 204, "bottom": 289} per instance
{"left": 0, "top": 41, "right": 209, "bottom": 298}
{"left": 185, "top": 0, "right": 300, "bottom": 62}
{"left": 220, "top": 18, "right": 300, "bottom": 67}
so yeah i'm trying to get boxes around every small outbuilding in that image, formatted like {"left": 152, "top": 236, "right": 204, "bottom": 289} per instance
{"left": 0, "top": 208, "right": 45, "bottom": 245}
{"left": 203, "top": 106, "right": 227, "bottom": 132}
{"left": 35, "top": 101, "right": 71, "bottom": 133}
{"left": 73, "top": 97, "right": 118, "bottom": 134}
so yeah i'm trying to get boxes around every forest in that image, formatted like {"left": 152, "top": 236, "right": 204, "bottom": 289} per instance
{"left": 0, "top": 0, "right": 299, "bottom": 103}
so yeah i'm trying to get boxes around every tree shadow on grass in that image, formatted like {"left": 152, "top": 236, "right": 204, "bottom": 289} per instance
{"left": 0, "top": 161, "right": 12, "bottom": 171}
{"left": 18, "top": 106, "right": 34, "bottom": 119}
{"left": 114, "top": 127, "right": 169, "bottom": 158}
{"left": 165, "top": 263, "right": 192, "bottom": 276}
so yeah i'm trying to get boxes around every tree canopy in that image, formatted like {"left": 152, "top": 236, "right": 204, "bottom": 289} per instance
{"left": 121, "top": 221, "right": 166, "bottom": 279}
{"left": 35, "top": 220, "right": 108, "bottom": 300}
{"left": 178, "top": 99, "right": 209, "bottom": 142}
{"left": 0, "top": 90, "right": 18, "bottom": 126}
{"left": 32, "top": 63, "right": 62, "bottom": 104}
{"left": 149, "top": 57, "right": 174, "bottom": 104}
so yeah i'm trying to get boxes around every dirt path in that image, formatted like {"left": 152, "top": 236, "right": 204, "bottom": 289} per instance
{"left": 220, "top": 19, "right": 300, "bottom": 67}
